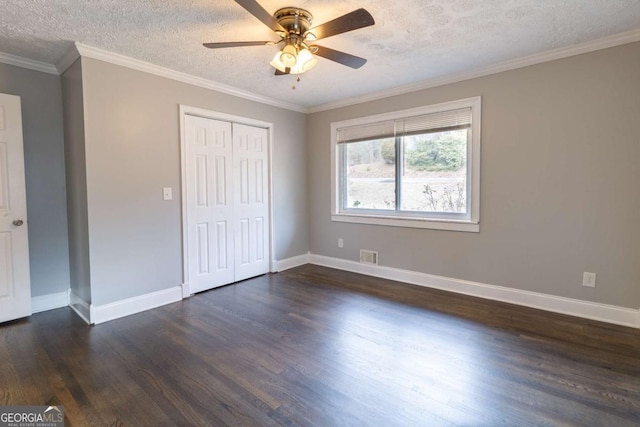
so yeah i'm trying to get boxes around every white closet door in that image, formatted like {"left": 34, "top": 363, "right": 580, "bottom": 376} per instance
{"left": 0, "top": 93, "right": 31, "bottom": 323}
{"left": 232, "top": 123, "right": 270, "bottom": 282}
{"left": 185, "top": 115, "right": 234, "bottom": 292}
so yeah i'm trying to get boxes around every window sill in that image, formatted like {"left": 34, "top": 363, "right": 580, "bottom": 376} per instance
{"left": 331, "top": 213, "right": 479, "bottom": 232}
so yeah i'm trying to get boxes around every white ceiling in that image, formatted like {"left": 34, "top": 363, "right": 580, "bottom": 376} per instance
{"left": 2, "top": 0, "right": 640, "bottom": 109}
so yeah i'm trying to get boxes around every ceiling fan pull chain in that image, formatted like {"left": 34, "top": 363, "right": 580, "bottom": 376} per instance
{"left": 292, "top": 76, "right": 301, "bottom": 90}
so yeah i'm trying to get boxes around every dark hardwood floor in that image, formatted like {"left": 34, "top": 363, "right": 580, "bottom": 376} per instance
{"left": 1, "top": 264, "right": 639, "bottom": 426}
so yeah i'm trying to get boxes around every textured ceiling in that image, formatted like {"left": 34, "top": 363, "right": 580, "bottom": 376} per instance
{"left": 1, "top": 0, "right": 640, "bottom": 108}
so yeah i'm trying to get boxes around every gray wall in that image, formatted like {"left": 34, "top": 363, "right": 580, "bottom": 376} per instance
{"left": 61, "top": 59, "right": 92, "bottom": 303}
{"left": 307, "top": 42, "right": 640, "bottom": 309}
{"left": 5, "top": 39, "right": 636, "bottom": 312}
{"left": 0, "top": 62, "right": 70, "bottom": 297}
{"left": 80, "top": 57, "right": 308, "bottom": 305}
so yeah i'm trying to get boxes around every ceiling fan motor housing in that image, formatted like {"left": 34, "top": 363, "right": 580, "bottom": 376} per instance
{"left": 274, "top": 7, "right": 313, "bottom": 37}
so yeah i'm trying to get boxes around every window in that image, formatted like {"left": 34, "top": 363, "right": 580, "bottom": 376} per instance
{"left": 331, "top": 97, "right": 481, "bottom": 232}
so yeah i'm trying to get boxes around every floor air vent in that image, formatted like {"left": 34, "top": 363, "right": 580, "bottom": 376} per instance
{"left": 360, "top": 249, "right": 378, "bottom": 265}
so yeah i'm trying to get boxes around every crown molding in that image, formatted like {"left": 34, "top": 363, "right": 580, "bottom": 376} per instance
{"left": 0, "top": 51, "right": 58, "bottom": 75}
{"left": 56, "top": 45, "right": 81, "bottom": 74}
{"left": 307, "top": 28, "right": 640, "bottom": 113}
{"left": 73, "top": 43, "right": 307, "bottom": 113}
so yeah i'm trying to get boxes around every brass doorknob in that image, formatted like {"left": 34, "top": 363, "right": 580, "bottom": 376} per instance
{"left": 12, "top": 219, "right": 24, "bottom": 227}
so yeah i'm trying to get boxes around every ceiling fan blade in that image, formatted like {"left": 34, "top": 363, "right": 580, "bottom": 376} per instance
{"left": 308, "top": 8, "right": 374, "bottom": 40}
{"left": 203, "top": 41, "right": 273, "bottom": 49}
{"left": 312, "top": 45, "right": 367, "bottom": 69}
{"left": 235, "top": 0, "right": 285, "bottom": 33}
{"left": 274, "top": 68, "right": 290, "bottom": 76}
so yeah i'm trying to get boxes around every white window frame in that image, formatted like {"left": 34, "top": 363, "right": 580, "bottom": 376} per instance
{"left": 330, "top": 96, "right": 481, "bottom": 232}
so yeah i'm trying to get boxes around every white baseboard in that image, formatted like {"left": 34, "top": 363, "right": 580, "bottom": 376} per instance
{"left": 90, "top": 286, "right": 183, "bottom": 325}
{"left": 308, "top": 254, "right": 640, "bottom": 329}
{"left": 31, "top": 289, "right": 70, "bottom": 314}
{"left": 69, "top": 291, "right": 91, "bottom": 325}
{"left": 181, "top": 282, "right": 191, "bottom": 298}
{"left": 273, "top": 253, "right": 311, "bottom": 272}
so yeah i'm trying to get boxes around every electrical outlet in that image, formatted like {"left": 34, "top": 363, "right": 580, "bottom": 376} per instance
{"left": 582, "top": 272, "right": 596, "bottom": 288}
{"left": 338, "top": 238, "right": 344, "bottom": 248}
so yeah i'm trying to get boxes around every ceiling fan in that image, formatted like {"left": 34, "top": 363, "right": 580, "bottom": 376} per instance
{"left": 203, "top": 0, "right": 375, "bottom": 75}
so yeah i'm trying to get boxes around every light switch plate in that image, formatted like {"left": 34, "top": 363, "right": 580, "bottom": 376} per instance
{"left": 163, "top": 187, "right": 172, "bottom": 201}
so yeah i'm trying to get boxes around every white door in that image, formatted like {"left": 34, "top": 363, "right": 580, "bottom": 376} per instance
{"left": 233, "top": 124, "right": 270, "bottom": 282}
{"left": 0, "top": 93, "right": 31, "bottom": 323}
{"left": 185, "top": 115, "right": 235, "bottom": 293}
{"left": 185, "top": 115, "right": 269, "bottom": 293}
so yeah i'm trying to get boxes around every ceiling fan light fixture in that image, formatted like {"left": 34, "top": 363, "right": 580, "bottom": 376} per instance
{"left": 270, "top": 51, "right": 288, "bottom": 72}
{"left": 291, "top": 47, "right": 317, "bottom": 74}
{"left": 279, "top": 43, "right": 298, "bottom": 67}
